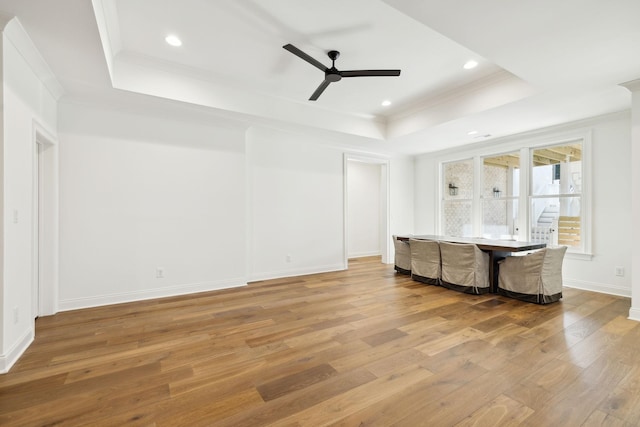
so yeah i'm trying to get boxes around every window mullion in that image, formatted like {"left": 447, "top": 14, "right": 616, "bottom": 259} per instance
{"left": 473, "top": 155, "right": 483, "bottom": 237}
{"left": 519, "top": 147, "right": 530, "bottom": 241}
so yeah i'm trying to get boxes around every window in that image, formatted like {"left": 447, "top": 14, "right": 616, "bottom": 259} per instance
{"left": 442, "top": 159, "right": 473, "bottom": 237}
{"left": 439, "top": 135, "right": 589, "bottom": 255}
{"left": 482, "top": 152, "right": 520, "bottom": 239}
{"left": 530, "top": 142, "right": 583, "bottom": 250}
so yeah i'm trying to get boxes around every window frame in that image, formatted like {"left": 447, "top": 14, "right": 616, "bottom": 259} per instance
{"left": 441, "top": 158, "right": 475, "bottom": 237}
{"left": 480, "top": 150, "right": 521, "bottom": 240}
{"left": 436, "top": 130, "right": 592, "bottom": 259}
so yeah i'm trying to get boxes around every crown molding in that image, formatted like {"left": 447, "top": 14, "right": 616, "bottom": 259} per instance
{"left": 91, "top": 0, "right": 121, "bottom": 80}
{"left": 620, "top": 78, "right": 640, "bottom": 93}
{"left": 2, "top": 17, "right": 64, "bottom": 100}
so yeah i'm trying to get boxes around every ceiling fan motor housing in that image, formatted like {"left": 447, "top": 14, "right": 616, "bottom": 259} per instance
{"left": 326, "top": 51, "right": 342, "bottom": 81}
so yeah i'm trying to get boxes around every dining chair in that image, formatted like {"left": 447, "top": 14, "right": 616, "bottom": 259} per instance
{"left": 392, "top": 236, "right": 411, "bottom": 275}
{"left": 439, "top": 241, "right": 490, "bottom": 294}
{"left": 409, "top": 238, "right": 440, "bottom": 285}
{"left": 498, "top": 246, "right": 567, "bottom": 304}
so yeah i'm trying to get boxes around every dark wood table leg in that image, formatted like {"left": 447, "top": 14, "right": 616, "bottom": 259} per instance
{"left": 490, "top": 251, "right": 511, "bottom": 293}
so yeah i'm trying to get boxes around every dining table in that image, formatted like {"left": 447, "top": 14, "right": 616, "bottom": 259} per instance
{"left": 396, "top": 234, "right": 547, "bottom": 293}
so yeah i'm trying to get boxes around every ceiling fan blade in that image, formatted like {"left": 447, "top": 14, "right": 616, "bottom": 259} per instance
{"left": 309, "top": 79, "right": 331, "bottom": 101}
{"left": 340, "top": 69, "right": 401, "bottom": 77}
{"left": 283, "top": 44, "right": 329, "bottom": 72}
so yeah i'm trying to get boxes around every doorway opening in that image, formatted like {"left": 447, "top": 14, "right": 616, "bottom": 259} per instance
{"left": 344, "top": 154, "right": 390, "bottom": 267}
{"left": 32, "top": 124, "right": 58, "bottom": 318}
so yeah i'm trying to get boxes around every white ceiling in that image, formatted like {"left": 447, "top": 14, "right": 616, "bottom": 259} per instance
{"left": 1, "top": 0, "right": 639, "bottom": 155}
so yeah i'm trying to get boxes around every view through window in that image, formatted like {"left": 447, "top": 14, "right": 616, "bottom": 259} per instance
{"left": 482, "top": 152, "right": 520, "bottom": 240}
{"left": 442, "top": 159, "right": 473, "bottom": 237}
{"left": 440, "top": 139, "right": 585, "bottom": 252}
{"left": 530, "top": 142, "right": 582, "bottom": 249}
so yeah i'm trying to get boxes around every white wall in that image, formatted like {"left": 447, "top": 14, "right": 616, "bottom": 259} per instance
{"left": 414, "top": 155, "right": 438, "bottom": 235}
{"left": 246, "top": 126, "right": 415, "bottom": 279}
{"left": 1, "top": 21, "right": 59, "bottom": 372}
{"left": 567, "top": 115, "right": 631, "bottom": 295}
{"left": 57, "top": 103, "right": 248, "bottom": 310}
{"left": 347, "top": 161, "right": 381, "bottom": 258}
{"left": 414, "top": 112, "right": 633, "bottom": 297}
{"left": 56, "top": 115, "right": 416, "bottom": 305}
{"left": 389, "top": 155, "right": 415, "bottom": 263}
{"left": 2, "top": 10, "right": 418, "bottom": 373}
{"left": 391, "top": 157, "right": 415, "bottom": 231}
{"left": 246, "top": 126, "right": 346, "bottom": 280}
{"left": 623, "top": 79, "right": 640, "bottom": 320}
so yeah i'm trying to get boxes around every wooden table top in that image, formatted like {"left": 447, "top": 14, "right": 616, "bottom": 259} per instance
{"left": 397, "top": 234, "right": 547, "bottom": 252}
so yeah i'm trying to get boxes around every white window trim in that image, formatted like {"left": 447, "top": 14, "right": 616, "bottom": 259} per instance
{"left": 439, "top": 157, "right": 474, "bottom": 236}
{"left": 436, "top": 129, "right": 593, "bottom": 259}
{"left": 479, "top": 149, "right": 522, "bottom": 240}
{"left": 527, "top": 132, "right": 592, "bottom": 258}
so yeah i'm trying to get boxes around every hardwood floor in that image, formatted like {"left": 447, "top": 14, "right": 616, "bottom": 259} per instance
{"left": 1, "top": 257, "right": 639, "bottom": 426}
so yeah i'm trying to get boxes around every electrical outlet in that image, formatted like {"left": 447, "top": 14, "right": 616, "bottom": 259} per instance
{"left": 156, "top": 267, "right": 165, "bottom": 279}
{"left": 286, "top": 255, "right": 292, "bottom": 263}
{"left": 13, "top": 307, "right": 19, "bottom": 324}
{"left": 615, "top": 266, "right": 625, "bottom": 277}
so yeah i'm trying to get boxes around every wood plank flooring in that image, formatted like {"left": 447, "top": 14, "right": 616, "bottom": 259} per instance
{"left": 1, "top": 257, "right": 639, "bottom": 426}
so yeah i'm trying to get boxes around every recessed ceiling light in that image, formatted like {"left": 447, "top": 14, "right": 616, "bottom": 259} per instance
{"left": 467, "top": 130, "right": 478, "bottom": 135}
{"left": 165, "top": 35, "right": 182, "bottom": 47}
{"left": 473, "top": 133, "right": 492, "bottom": 139}
{"left": 381, "top": 100, "right": 392, "bottom": 107}
{"left": 463, "top": 60, "right": 478, "bottom": 70}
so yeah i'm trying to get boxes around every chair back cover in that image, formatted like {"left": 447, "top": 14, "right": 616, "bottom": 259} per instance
{"left": 392, "top": 236, "right": 411, "bottom": 274}
{"left": 439, "top": 242, "right": 490, "bottom": 290}
{"left": 409, "top": 239, "right": 440, "bottom": 284}
{"left": 540, "top": 246, "right": 567, "bottom": 295}
{"left": 498, "top": 245, "right": 567, "bottom": 303}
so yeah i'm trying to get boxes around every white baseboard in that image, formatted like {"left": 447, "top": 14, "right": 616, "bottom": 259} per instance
{"left": 59, "top": 278, "right": 247, "bottom": 312}
{"left": 0, "top": 328, "right": 34, "bottom": 374}
{"left": 563, "top": 278, "right": 631, "bottom": 298}
{"left": 249, "top": 263, "right": 346, "bottom": 282}
{"left": 348, "top": 251, "right": 381, "bottom": 259}
{"left": 628, "top": 307, "right": 640, "bottom": 322}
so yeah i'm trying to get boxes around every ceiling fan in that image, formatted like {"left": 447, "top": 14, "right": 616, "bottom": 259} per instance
{"left": 283, "top": 44, "right": 401, "bottom": 101}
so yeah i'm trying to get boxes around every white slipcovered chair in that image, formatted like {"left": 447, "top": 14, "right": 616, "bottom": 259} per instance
{"left": 439, "top": 242, "right": 490, "bottom": 294}
{"left": 498, "top": 246, "right": 567, "bottom": 304}
{"left": 392, "top": 236, "right": 411, "bottom": 275}
{"left": 409, "top": 238, "right": 441, "bottom": 285}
